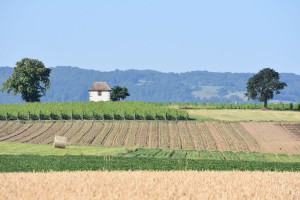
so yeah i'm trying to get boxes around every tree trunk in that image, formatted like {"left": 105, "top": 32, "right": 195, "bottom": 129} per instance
{"left": 263, "top": 99, "right": 268, "bottom": 109}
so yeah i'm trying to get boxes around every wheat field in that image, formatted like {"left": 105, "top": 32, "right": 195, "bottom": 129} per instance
{"left": 1, "top": 171, "right": 299, "bottom": 200}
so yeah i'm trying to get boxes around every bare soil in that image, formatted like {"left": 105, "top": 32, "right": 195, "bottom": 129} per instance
{"left": 1, "top": 121, "right": 300, "bottom": 154}
{"left": 242, "top": 122, "right": 300, "bottom": 154}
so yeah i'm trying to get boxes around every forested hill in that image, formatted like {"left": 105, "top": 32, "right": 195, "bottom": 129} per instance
{"left": 1, "top": 66, "right": 300, "bottom": 103}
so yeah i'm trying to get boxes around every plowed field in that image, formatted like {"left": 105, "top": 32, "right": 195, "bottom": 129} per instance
{"left": 1, "top": 121, "right": 300, "bottom": 154}
{"left": 1, "top": 171, "right": 299, "bottom": 200}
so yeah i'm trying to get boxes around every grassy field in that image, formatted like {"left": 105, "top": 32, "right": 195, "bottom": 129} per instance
{"left": 0, "top": 141, "right": 128, "bottom": 156}
{"left": 187, "top": 109, "right": 300, "bottom": 122}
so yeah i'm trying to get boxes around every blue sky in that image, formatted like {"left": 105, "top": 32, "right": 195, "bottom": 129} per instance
{"left": 1, "top": 0, "right": 300, "bottom": 74}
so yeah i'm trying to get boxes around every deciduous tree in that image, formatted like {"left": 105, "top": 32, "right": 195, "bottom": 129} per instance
{"left": 245, "top": 68, "right": 286, "bottom": 109}
{"left": 110, "top": 85, "right": 130, "bottom": 101}
{"left": 1, "top": 58, "right": 51, "bottom": 102}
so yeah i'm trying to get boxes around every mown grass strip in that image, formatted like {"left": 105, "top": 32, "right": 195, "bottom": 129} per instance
{"left": 172, "top": 102, "right": 300, "bottom": 110}
{"left": 1, "top": 155, "right": 300, "bottom": 172}
{"left": 0, "top": 141, "right": 128, "bottom": 156}
{"left": 187, "top": 109, "right": 300, "bottom": 122}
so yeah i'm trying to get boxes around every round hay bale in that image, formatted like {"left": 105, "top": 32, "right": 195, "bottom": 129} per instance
{"left": 53, "top": 136, "right": 67, "bottom": 149}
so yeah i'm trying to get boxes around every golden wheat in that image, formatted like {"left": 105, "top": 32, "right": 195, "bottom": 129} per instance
{"left": 0, "top": 171, "right": 299, "bottom": 200}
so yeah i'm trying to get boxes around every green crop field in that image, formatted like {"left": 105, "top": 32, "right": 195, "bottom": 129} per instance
{"left": 2, "top": 101, "right": 300, "bottom": 122}
{"left": 1, "top": 154, "right": 300, "bottom": 172}
{"left": 1, "top": 101, "right": 300, "bottom": 172}
{"left": 2, "top": 142, "right": 300, "bottom": 162}
{"left": 0, "top": 101, "right": 188, "bottom": 121}
{"left": 1, "top": 142, "right": 300, "bottom": 172}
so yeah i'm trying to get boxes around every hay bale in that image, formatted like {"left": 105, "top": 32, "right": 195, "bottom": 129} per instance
{"left": 53, "top": 136, "right": 67, "bottom": 149}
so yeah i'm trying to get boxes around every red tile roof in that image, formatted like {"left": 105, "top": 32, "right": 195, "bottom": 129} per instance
{"left": 88, "top": 82, "right": 111, "bottom": 91}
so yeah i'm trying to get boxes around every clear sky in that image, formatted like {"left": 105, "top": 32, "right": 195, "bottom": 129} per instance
{"left": 1, "top": 0, "right": 300, "bottom": 74}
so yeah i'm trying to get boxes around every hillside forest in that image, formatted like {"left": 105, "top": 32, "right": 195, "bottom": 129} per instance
{"left": 1, "top": 66, "right": 300, "bottom": 103}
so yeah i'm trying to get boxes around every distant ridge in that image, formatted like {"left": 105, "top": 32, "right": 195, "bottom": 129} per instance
{"left": 1, "top": 66, "right": 300, "bottom": 103}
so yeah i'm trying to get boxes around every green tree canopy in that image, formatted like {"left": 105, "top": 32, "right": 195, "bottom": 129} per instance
{"left": 1, "top": 58, "right": 51, "bottom": 102}
{"left": 245, "top": 68, "right": 287, "bottom": 109}
{"left": 110, "top": 85, "right": 130, "bottom": 101}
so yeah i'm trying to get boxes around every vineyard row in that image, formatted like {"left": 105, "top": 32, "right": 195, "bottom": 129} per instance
{"left": 0, "top": 101, "right": 189, "bottom": 121}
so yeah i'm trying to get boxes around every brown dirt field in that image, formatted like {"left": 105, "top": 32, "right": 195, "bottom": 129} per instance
{"left": 281, "top": 122, "right": 300, "bottom": 140}
{"left": 242, "top": 122, "right": 300, "bottom": 154}
{"left": 125, "top": 122, "right": 138, "bottom": 146}
{"left": 1, "top": 121, "right": 300, "bottom": 154}
{"left": 79, "top": 122, "right": 98, "bottom": 145}
{"left": 135, "top": 122, "right": 149, "bottom": 147}
{"left": 230, "top": 123, "right": 262, "bottom": 152}
{"left": 103, "top": 122, "right": 119, "bottom": 146}
{"left": 206, "top": 122, "right": 230, "bottom": 150}
{"left": 72, "top": 122, "right": 94, "bottom": 145}
{"left": 0, "top": 171, "right": 299, "bottom": 200}
{"left": 0, "top": 122, "right": 24, "bottom": 139}
{"left": 31, "top": 122, "right": 64, "bottom": 144}
{"left": 148, "top": 122, "right": 156, "bottom": 147}
{"left": 63, "top": 121, "right": 85, "bottom": 141}
{"left": 160, "top": 122, "right": 170, "bottom": 148}
{"left": 90, "top": 122, "right": 108, "bottom": 145}
{"left": 197, "top": 122, "right": 217, "bottom": 150}
{"left": 0, "top": 121, "right": 10, "bottom": 133}
{"left": 0, "top": 123, "right": 33, "bottom": 142}
{"left": 8, "top": 123, "right": 43, "bottom": 142}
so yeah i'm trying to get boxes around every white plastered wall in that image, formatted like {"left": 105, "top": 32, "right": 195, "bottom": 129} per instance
{"left": 89, "top": 91, "right": 111, "bottom": 102}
